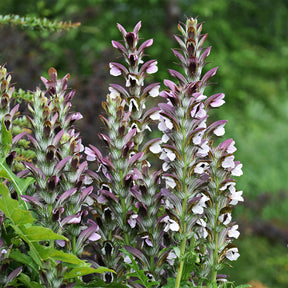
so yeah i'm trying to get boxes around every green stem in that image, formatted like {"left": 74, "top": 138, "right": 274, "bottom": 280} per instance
{"left": 72, "top": 235, "right": 76, "bottom": 255}
{"left": 175, "top": 131, "right": 189, "bottom": 288}
{"left": 211, "top": 218, "right": 219, "bottom": 283}
{"left": 210, "top": 181, "right": 220, "bottom": 284}
{"left": 120, "top": 195, "right": 130, "bottom": 245}
{"left": 175, "top": 222, "right": 187, "bottom": 288}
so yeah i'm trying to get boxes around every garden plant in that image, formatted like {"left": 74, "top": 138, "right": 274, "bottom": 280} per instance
{"left": 0, "top": 16, "right": 249, "bottom": 288}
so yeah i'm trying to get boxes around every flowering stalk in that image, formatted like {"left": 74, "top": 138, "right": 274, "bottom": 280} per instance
{"left": 149, "top": 18, "right": 243, "bottom": 286}
{"left": 0, "top": 65, "right": 24, "bottom": 286}
{"left": 202, "top": 138, "right": 243, "bottom": 284}
{"left": 86, "top": 22, "right": 173, "bottom": 285}
{"left": 21, "top": 68, "right": 98, "bottom": 260}
{"left": 0, "top": 65, "right": 20, "bottom": 161}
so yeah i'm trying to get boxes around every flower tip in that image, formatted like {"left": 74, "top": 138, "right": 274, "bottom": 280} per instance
{"left": 133, "top": 21, "right": 142, "bottom": 34}
{"left": 117, "top": 23, "right": 127, "bottom": 35}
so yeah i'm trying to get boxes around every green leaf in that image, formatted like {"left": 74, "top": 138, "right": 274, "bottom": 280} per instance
{"left": 121, "top": 249, "right": 160, "bottom": 288}
{"left": 10, "top": 249, "right": 39, "bottom": 274}
{"left": 0, "top": 183, "right": 104, "bottom": 281}
{"left": 22, "top": 225, "right": 67, "bottom": 242}
{"left": 0, "top": 183, "right": 34, "bottom": 225}
{"left": 17, "top": 273, "right": 42, "bottom": 288}
{"left": 74, "top": 279, "right": 129, "bottom": 288}
{"left": 64, "top": 266, "right": 114, "bottom": 280}
{"left": 0, "top": 118, "right": 12, "bottom": 157}
{"left": 0, "top": 157, "right": 34, "bottom": 209}
{"left": 33, "top": 243, "right": 84, "bottom": 265}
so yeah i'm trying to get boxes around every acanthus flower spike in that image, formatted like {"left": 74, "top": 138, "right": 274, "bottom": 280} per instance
{"left": 20, "top": 68, "right": 95, "bottom": 256}
{"left": 85, "top": 21, "right": 173, "bottom": 286}
{"left": 151, "top": 17, "right": 244, "bottom": 287}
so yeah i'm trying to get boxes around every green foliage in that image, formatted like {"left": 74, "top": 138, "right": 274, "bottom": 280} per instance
{"left": 0, "top": 0, "right": 288, "bottom": 285}
{"left": 162, "top": 277, "right": 251, "bottom": 288}
{"left": 0, "top": 121, "right": 109, "bottom": 285}
{"left": 0, "top": 14, "right": 80, "bottom": 31}
{"left": 64, "top": 266, "right": 113, "bottom": 280}
{"left": 0, "top": 119, "right": 12, "bottom": 157}
{"left": 0, "top": 120, "right": 34, "bottom": 209}
{"left": 0, "top": 182, "right": 110, "bottom": 283}
{"left": 74, "top": 279, "right": 129, "bottom": 288}
{"left": 0, "top": 158, "right": 34, "bottom": 208}
{"left": 122, "top": 249, "right": 160, "bottom": 288}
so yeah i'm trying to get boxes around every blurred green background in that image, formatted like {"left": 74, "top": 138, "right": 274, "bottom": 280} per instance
{"left": 1, "top": 0, "right": 288, "bottom": 286}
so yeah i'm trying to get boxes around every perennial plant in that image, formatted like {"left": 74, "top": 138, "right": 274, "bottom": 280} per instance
{"left": 0, "top": 17, "right": 246, "bottom": 288}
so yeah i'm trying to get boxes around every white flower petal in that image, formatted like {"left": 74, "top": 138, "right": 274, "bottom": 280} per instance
{"left": 194, "top": 162, "right": 209, "bottom": 174}
{"left": 222, "top": 155, "right": 235, "bottom": 169}
{"left": 162, "top": 162, "right": 170, "bottom": 171}
{"left": 149, "top": 85, "right": 160, "bottom": 97}
{"left": 147, "top": 61, "right": 158, "bottom": 74}
{"left": 197, "top": 140, "right": 209, "bottom": 157}
{"left": 169, "top": 220, "right": 180, "bottom": 231}
{"left": 227, "top": 140, "right": 237, "bottom": 153}
{"left": 163, "top": 176, "right": 176, "bottom": 189}
{"left": 228, "top": 225, "right": 240, "bottom": 239}
{"left": 230, "top": 191, "right": 244, "bottom": 205}
{"left": 226, "top": 247, "right": 240, "bottom": 261}
{"left": 109, "top": 64, "right": 122, "bottom": 76}
{"left": 193, "top": 131, "right": 204, "bottom": 145}
{"left": 218, "top": 213, "right": 232, "bottom": 225}
{"left": 162, "top": 133, "right": 169, "bottom": 143}
{"left": 108, "top": 87, "right": 120, "bottom": 99}
{"left": 231, "top": 163, "right": 243, "bottom": 176}
{"left": 167, "top": 250, "right": 177, "bottom": 266}
{"left": 149, "top": 140, "right": 162, "bottom": 154}
{"left": 150, "top": 111, "right": 161, "bottom": 121}
{"left": 214, "top": 124, "right": 225, "bottom": 136}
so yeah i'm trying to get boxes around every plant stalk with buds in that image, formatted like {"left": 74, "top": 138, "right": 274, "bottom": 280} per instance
{"left": 148, "top": 18, "right": 243, "bottom": 287}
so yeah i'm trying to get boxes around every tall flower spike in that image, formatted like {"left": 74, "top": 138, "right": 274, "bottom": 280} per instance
{"left": 150, "top": 17, "right": 243, "bottom": 286}
{"left": 86, "top": 22, "right": 168, "bottom": 286}
{"left": 0, "top": 66, "right": 24, "bottom": 286}
{"left": 0, "top": 65, "right": 21, "bottom": 162}
{"left": 22, "top": 68, "right": 96, "bottom": 257}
